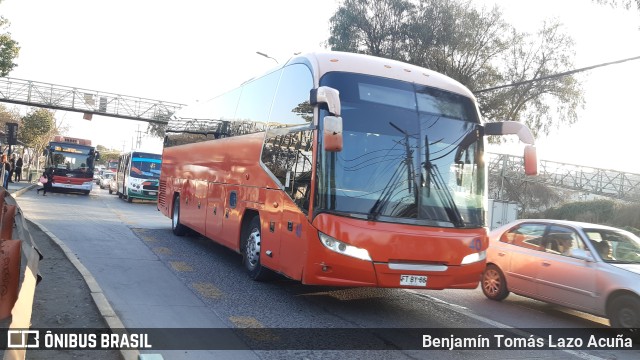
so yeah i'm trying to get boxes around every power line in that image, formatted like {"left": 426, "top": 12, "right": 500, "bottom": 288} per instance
{"left": 474, "top": 55, "right": 640, "bottom": 94}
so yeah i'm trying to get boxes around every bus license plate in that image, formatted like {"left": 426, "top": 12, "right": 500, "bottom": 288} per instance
{"left": 400, "top": 275, "right": 427, "bottom": 287}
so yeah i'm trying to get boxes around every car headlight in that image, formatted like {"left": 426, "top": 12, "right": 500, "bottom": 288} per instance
{"left": 318, "top": 232, "right": 371, "bottom": 261}
{"left": 461, "top": 250, "right": 486, "bottom": 265}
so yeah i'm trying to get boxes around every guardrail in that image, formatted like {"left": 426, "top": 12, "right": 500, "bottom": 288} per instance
{"left": 0, "top": 188, "right": 43, "bottom": 360}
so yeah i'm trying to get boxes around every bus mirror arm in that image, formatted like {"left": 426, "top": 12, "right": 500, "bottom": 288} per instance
{"left": 484, "top": 121, "right": 538, "bottom": 176}
{"left": 310, "top": 87, "right": 341, "bottom": 116}
{"left": 484, "top": 121, "right": 534, "bottom": 145}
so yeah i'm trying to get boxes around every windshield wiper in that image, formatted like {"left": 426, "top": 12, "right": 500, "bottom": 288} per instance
{"left": 424, "top": 135, "right": 465, "bottom": 228}
{"left": 368, "top": 122, "right": 419, "bottom": 221}
{"left": 368, "top": 161, "right": 406, "bottom": 221}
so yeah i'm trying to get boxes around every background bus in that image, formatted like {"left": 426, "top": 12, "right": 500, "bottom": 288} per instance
{"left": 159, "top": 51, "right": 537, "bottom": 289}
{"left": 114, "top": 150, "right": 162, "bottom": 202}
{"left": 44, "top": 135, "right": 99, "bottom": 195}
{"left": 107, "top": 160, "right": 118, "bottom": 173}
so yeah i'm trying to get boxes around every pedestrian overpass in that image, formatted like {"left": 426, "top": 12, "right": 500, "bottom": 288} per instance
{"left": 2, "top": 76, "right": 636, "bottom": 202}
{"left": 487, "top": 153, "right": 640, "bottom": 202}
{"left": 0, "top": 76, "right": 184, "bottom": 124}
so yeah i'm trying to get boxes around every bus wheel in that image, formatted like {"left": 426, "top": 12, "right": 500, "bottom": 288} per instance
{"left": 108, "top": 189, "right": 112, "bottom": 194}
{"left": 242, "top": 216, "right": 270, "bottom": 281}
{"left": 118, "top": 192, "right": 123, "bottom": 199}
{"left": 171, "top": 195, "right": 187, "bottom": 236}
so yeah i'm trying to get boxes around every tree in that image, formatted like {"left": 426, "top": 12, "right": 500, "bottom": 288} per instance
{"left": 20, "top": 108, "right": 56, "bottom": 169}
{"left": 327, "top": 0, "right": 584, "bottom": 139}
{"left": 95, "top": 145, "right": 120, "bottom": 166}
{"left": 0, "top": 104, "right": 21, "bottom": 134}
{"left": 0, "top": 12, "right": 20, "bottom": 77}
{"left": 595, "top": 0, "right": 640, "bottom": 11}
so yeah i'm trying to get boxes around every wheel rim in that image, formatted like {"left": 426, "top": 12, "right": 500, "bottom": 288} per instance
{"left": 616, "top": 306, "right": 639, "bottom": 328}
{"left": 245, "top": 227, "right": 261, "bottom": 269}
{"left": 483, "top": 269, "right": 501, "bottom": 297}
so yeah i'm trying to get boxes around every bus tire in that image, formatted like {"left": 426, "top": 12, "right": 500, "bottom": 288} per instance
{"left": 108, "top": 189, "right": 112, "bottom": 194}
{"left": 241, "top": 216, "right": 271, "bottom": 281}
{"left": 171, "top": 194, "right": 187, "bottom": 236}
{"left": 118, "top": 192, "right": 123, "bottom": 199}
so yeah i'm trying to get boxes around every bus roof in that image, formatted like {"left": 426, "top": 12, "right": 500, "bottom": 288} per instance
{"left": 294, "top": 51, "right": 476, "bottom": 100}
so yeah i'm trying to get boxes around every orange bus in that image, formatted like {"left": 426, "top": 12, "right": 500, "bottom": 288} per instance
{"left": 44, "top": 135, "right": 99, "bottom": 195}
{"left": 159, "top": 51, "right": 537, "bottom": 289}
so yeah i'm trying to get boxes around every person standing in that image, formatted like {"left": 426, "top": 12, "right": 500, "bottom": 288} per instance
{"left": 1, "top": 155, "right": 9, "bottom": 189}
{"left": 36, "top": 167, "right": 54, "bottom": 196}
{"left": 8, "top": 154, "right": 15, "bottom": 183}
{"left": 14, "top": 156, "right": 22, "bottom": 182}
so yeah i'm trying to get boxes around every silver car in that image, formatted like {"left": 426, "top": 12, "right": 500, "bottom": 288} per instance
{"left": 482, "top": 219, "right": 640, "bottom": 329}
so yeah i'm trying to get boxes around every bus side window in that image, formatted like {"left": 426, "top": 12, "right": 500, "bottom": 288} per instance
{"left": 261, "top": 130, "right": 314, "bottom": 213}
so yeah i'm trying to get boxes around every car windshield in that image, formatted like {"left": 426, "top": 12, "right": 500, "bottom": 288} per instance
{"left": 316, "top": 72, "right": 484, "bottom": 228}
{"left": 584, "top": 229, "right": 640, "bottom": 264}
{"left": 130, "top": 153, "right": 161, "bottom": 179}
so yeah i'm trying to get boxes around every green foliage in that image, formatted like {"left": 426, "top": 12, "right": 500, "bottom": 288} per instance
{"left": 20, "top": 108, "right": 54, "bottom": 147}
{"left": 327, "top": 0, "right": 585, "bottom": 139}
{"left": 0, "top": 104, "right": 21, "bottom": 132}
{"left": 0, "top": 16, "right": 19, "bottom": 77}
{"left": 95, "top": 148, "right": 121, "bottom": 166}
{"left": 542, "top": 199, "right": 640, "bottom": 231}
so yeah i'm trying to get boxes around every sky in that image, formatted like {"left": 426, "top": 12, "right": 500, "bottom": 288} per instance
{"left": 0, "top": 0, "right": 639, "bottom": 172}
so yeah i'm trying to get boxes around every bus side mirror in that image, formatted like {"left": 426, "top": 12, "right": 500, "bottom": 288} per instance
{"left": 323, "top": 115, "right": 343, "bottom": 152}
{"left": 311, "top": 86, "right": 341, "bottom": 116}
{"left": 95, "top": 151, "right": 101, "bottom": 161}
{"left": 523, "top": 145, "right": 538, "bottom": 176}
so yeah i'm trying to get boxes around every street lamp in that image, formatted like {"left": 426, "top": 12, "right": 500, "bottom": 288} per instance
{"left": 256, "top": 51, "right": 279, "bottom": 64}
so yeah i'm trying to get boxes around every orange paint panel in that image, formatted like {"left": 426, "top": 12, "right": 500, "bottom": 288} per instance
{"left": 312, "top": 213, "right": 487, "bottom": 264}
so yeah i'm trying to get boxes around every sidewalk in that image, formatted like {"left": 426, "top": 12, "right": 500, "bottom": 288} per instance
{"left": 8, "top": 181, "right": 124, "bottom": 360}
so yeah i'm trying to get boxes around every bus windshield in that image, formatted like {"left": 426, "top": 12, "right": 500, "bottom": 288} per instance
{"left": 130, "top": 152, "right": 161, "bottom": 179}
{"left": 317, "top": 72, "right": 485, "bottom": 228}
{"left": 48, "top": 143, "right": 95, "bottom": 176}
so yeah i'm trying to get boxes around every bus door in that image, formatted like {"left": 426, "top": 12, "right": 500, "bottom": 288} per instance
{"left": 278, "top": 201, "right": 308, "bottom": 280}
{"left": 258, "top": 189, "right": 283, "bottom": 271}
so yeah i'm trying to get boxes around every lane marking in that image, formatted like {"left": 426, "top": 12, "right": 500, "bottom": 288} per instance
{"left": 152, "top": 247, "right": 172, "bottom": 255}
{"left": 406, "top": 289, "right": 608, "bottom": 360}
{"left": 192, "top": 282, "right": 223, "bottom": 299}
{"left": 169, "top": 261, "right": 193, "bottom": 272}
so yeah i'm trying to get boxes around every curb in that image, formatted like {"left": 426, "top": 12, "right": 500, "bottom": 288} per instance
{"left": 14, "top": 187, "right": 141, "bottom": 360}
{"left": 27, "top": 219, "right": 140, "bottom": 360}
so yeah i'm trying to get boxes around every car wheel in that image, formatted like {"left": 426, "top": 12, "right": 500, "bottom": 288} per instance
{"left": 241, "top": 216, "right": 271, "bottom": 281}
{"left": 171, "top": 194, "right": 187, "bottom": 236}
{"left": 482, "top": 264, "right": 509, "bottom": 301}
{"left": 609, "top": 295, "right": 640, "bottom": 328}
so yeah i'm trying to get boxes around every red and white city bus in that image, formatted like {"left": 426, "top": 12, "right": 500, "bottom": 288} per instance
{"left": 158, "top": 51, "right": 537, "bottom": 289}
{"left": 44, "top": 135, "right": 99, "bottom": 195}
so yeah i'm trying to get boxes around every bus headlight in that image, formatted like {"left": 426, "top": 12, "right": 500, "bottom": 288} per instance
{"left": 318, "top": 232, "right": 371, "bottom": 261}
{"left": 461, "top": 250, "right": 486, "bottom": 265}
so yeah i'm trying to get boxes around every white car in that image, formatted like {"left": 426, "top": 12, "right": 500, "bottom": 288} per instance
{"left": 482, "top": 219, "right": 640, "bottom": 329}
{"left": 99, "top": 171, "right": 115, "bottom": 189}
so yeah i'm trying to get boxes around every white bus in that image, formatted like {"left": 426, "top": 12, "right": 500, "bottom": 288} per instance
{"left": 114, "top": 150, "right": 162, "bottom": 202}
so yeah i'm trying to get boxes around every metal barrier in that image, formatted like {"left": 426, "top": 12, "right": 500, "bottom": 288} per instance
{"left": 0, "top": 188, "right": 43, "bottom": 360}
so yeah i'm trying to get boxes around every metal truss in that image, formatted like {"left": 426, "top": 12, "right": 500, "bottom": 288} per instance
{"left": 487, "top": 153, "right": 640, "bottom": 201}
{"left": 0, "top": 77, "right": 185, "bottom": 124}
